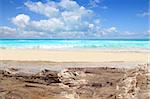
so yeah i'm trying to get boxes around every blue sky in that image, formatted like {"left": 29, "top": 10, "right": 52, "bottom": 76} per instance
{"left": 0, "top": 0, "right": 149, "bottom": 39}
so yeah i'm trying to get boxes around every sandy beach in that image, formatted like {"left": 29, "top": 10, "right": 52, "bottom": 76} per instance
{"left": 0, "top": 49, "right": 149, "bottom": 62}
{"left": 0, "top": 49, "right": 149, "bottom": 99}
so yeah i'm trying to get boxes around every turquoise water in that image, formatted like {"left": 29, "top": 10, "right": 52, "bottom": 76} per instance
{"left": 0, "top": 39, "right": 150, "bottom": 50}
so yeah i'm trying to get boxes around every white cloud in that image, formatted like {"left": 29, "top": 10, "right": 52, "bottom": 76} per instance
{"left": 122, "top": 31, "right": 136, "bottom": 36}
{"left": 0, "top": 0, "right": 119, "bottom": 38}
{"left": 0, "top": 26, "right": 50, "bottom": 38}
{"left": 21, "top": 31, "right": 49, "bottom": 38}
{"left": 145, "top": 30, "right": 150, "bottom": 36}
{"left": 24, "top": 0, "right": 94, "bottom": 35}
{"left": 30, "top": 18, "right": 64, "bottom": 32}
{"left": 105, "top": 27, "right": 117, "bottom": 33}
{"left": 88, "top": 24, "right": 94, "bottom": 29}
{"left": 59, "top": 0, "right": 80, "bottom": 11}
{"left": 93, "top": 27, "right": 117, "bottom": 36}
{"left": 88, "top": 0, "right": 102, "bottom": 8}
{"left": 137, "top": 11, "right": 150, "bottom": 17}
{"left": 56, "top": 31, "right": 85, "bottom": 38}
{"left": 24, "top": 0, "right": 93, "bottom": 18}
{"left": 12, "top": 14, "right": 30, "bottom": 28}
{"left": 25, "top": 1, "right": 59, "bottom": 18}
{"left": 0, "top": 26, "right": 17, "bottom": 38}
{"left": 0, "top": 26, "right": 16, "bottom": 35}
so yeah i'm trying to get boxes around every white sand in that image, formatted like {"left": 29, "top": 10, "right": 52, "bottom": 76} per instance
{"left": 0, "top": 49, "right": 149, "bottom": 62}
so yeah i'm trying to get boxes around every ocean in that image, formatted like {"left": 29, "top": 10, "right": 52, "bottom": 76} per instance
{"left": 0, "top": 39, "right": 150, "bottom": 50}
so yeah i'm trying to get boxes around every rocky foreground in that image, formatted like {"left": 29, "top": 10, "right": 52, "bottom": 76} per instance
{"left": 0, "top": 63, "right": 149, "bottom": 99}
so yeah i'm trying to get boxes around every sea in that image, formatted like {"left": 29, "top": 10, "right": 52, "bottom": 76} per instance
{"left": 0, "top": 39, "right": 150, "bottom": 51}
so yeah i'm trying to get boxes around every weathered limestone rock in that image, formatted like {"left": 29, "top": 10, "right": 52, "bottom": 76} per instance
{"left": 58, "top": 68, "right": 87, "bottom": 88}
{"left": 138, "top": 64, "right": 150, "bottom": 99}
{"left": 0, "top": 64, "right": 149, "bottom": 99}
{"left": 58, "top": 67, "right": 126, "bottom": 99}
{"left": 116, "top": 64, "right": 150, "bottom": 99}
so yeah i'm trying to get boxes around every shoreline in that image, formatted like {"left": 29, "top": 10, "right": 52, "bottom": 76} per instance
{"left": 0, "top": 47, "right": 150, "bottom": 53}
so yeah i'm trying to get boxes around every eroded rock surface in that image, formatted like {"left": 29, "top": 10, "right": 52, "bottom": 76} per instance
{"left": 0, "top": 64, "right": 149, "bottom": 99}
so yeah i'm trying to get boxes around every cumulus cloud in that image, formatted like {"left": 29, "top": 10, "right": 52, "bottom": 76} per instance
{"left": 24, "top": 0, "right": 96, "bottom": 36}
{"left": 0, "top": 26, "right": 17, "bottom": 38}
{"left": 12, "top": 14, "right": 30, "bottom": 28}
{"left": 0, "top": 0, "right": 117, "bottom": 38}
{"left": 25, "top": 0, "right": 93, "bottom": 18}
{"left": 59, "top": 0, "right": 80, "bottom": 11}
{"left": 0, "top": 26, "right": 49, "bottom": 38}
{"left": 25, "top": 1, "right": 59, "bottom": 18}
{"left": 0, "top": 26, "right": 16, "bottom": 34}
{"left": 21, "top": 31, "right": 49, "bottom": 38}
{"left": 30, "top": 18, "right": 64, "bottom": 32}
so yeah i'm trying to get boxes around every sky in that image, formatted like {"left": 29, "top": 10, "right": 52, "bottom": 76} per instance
{"left": 0, "top": 0, "right": 149, "bottom": 39}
